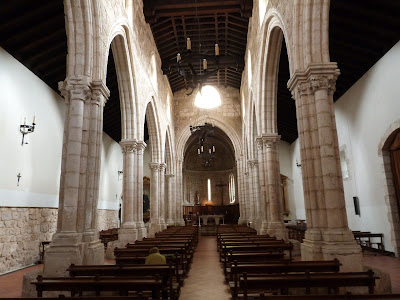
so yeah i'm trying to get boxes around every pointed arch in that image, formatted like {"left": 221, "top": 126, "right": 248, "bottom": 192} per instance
{"left": 143, "top": 99, "right": 162, "bottom": 163}
{"left": 164, "top": 126, "right": 175, "bottom": 175}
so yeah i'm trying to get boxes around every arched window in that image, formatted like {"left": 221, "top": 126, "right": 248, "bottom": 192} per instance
{"left": 229, "top": 173, "right": 236, "bottom": 204}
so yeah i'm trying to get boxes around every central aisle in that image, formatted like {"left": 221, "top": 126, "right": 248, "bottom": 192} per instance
{"left": 179, "top": 235, "right": 231, "bottom": 300}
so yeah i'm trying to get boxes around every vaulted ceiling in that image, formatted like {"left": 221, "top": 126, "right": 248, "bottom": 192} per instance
{"left": 1, "top": 0, "right": 399, "bottom": 144}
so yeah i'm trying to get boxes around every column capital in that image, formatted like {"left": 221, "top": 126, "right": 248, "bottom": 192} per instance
{"left": 248, "top": 159, "right": 258, "bottom": 168}
{"left": 91, "top": 80, "right": 110, "bottom": 106}
{"left": 159, "top": 163, "right": 167, "bottom": 172}
{"left": 58, "top": 76, "right": 91, "bottom": 104}
{"left": 136, "top": 141, "right": 147, "bottom": 155}
{"left": 287, "top": 63, "right": 340, "bottom": 99}
{"left": 149, "top": 162, "right": 160, "bottom": 171}
{"left": 262, "top": 133, "right": 280, "bottom": 148}
{"left": 256, "top": 137, "right": 264, "bottom": 150}
{"left": 120, "top": 139, "right": 137, "bottom": 154}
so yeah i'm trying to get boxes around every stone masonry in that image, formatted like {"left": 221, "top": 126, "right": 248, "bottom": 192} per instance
{"left": 0, "top": 207, "right": 57, "bottom": 275}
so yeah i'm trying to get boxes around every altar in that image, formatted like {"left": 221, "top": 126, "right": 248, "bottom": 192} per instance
{"left": 199, "top": 214, "right": 225, "bottom": 226}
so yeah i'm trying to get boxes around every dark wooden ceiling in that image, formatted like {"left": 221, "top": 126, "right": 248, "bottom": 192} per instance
{"left": 1, "top": 0, "right": 399, "bottom": 145}
{"left": 143, "top": 0, "right": 252, "bottom": 92}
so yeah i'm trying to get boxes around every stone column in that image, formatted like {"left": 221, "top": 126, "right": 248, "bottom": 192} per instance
{"left": 263, "top": 134, "right": 288, "bottom": 240}
{"left": 248, "top": 160, "right": 261, "bottom": 230}
{"left": 165, "top": 174, "right": 175, "bottom": 225}
{"left": 288, "top": 63, "right": 362, "bottom": 271}
{"left": 118, "top": 139, "right": 138, "bottom": 243}
{"left": 175, "top": 159, "right": 185, "bottom": 226}
{"left": 159, "top": 163, "right": 167, "bottom": 229}
{"left": 244, "top": 170, "right": 253, "bottom": 226}
{"left": 237, "top": 157, "right": 247, "bottom": 225}
{"left": 149, "top": 162, "right": 162, "bottom": 236}
{"left": 81, "top": 81, "right": 109, "bottom": 265}
{"left": 246, "top": 162, "right": 257, "bottom": 228}
{"left": 44, "top": 77, "right": 91, "bottom": 276}
{"left": 136, "top": 141, "right": 147, "bottom": 240}
{"left": 256, "top": 137, "right": 269, "bottom": 234}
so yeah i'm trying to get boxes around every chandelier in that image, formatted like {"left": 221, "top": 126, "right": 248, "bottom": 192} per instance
{"left": 166, "top": 36, "right": 242, "bottom": 96}
{"left": 190, "top": 123, "right": 216, "bottom": 167}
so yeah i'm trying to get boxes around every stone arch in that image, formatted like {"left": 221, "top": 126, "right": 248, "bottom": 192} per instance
{"left": 64, "top": 0, "right": 94, "bottom": 77}
{"left": 164, "top": 126, "right": 175, "bottom": 175}
{"left": 259, "top": 13, "right": 290, "bottom": 134}
{"left": 176, "top": 116, "right": 242, "bottom": 163}
{"left": 378, "top": 119, "right": 400, "bottom": 255}
{"left": 248, "top": 96, "right": 259, "bottom": 161}
{"left": 103, "top": 23, "right": 138, "bottom": 140}
{"left": 143, "top": 99, "right": 162, "bottom": 163}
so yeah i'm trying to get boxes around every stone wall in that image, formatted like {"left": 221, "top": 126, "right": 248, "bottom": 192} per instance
{"left": 0, "top": 207, "right": 57, "bottom": 274}
{"left": 97, "top": 209, "right": 119, "bottom": 231}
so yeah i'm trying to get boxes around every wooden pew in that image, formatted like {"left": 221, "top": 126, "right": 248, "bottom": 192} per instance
{"left": 223, "top": 252, "right": 287, "bottom": 276}
{"left": 67, "top": 263, "right": 180, "bottom": 299}
{"left": 238, "top": 294, "right": 400, "bottom": 300}
{"left": 31, "top": 275, "right": 162, "bottom": 298}
{"left": 221, "top": 242, "right": 294, "bottom": 262}
{"left": 239, "top": 270, "right": 378, "bottom": 298}
{"left": 229, "top": 259, "right": 341, "bottom": 299}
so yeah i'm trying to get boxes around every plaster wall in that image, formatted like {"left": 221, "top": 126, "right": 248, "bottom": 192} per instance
{"left": 0, "top": 46, "right": 122, "bottom": 271}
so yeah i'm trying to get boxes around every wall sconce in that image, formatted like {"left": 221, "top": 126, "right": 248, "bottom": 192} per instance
{"left": 296, "top": 159, "right": 301, "bottom": 168}
{"left": 20, "top": 115, "right": 36, "bottom": 145}
{"left": 118, "top": 170, "right": 123, "bottom": 181}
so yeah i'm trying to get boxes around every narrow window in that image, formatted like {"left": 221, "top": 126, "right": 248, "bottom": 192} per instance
{"left": 207, "top": 179, "right": 211, "bottom": 202}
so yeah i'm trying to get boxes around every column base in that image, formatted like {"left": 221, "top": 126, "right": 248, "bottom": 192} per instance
{"left": 266, "top": 221, "right": 288, "bottom": 240}
{"left": 166, "top": 219, "right": 175, "bottom": 226}
{"left": 43, "top": 232, "right": 83, "bottom": 277}
{"left": 301, "top": 228, "right": 363, "bottom": 272}
{"left": 175, "top": 219, "right": 186, "bottom": 226}
{"left": 118, "top": 228, "right": 138, "bottom": 244}
{"left": 82, "top": 239, "right": 104, "bottom": 265}
{"left": 148, "top": 221, "right": 164, "bottom": 237}
{"left": 258, "top": 222, "right": 269, "bottom": 235}
{"left": 238, "top": 217, "right": 247, "bottom": 225}
{"left": 135, "top": 221, "right": 147, "bottom": 240}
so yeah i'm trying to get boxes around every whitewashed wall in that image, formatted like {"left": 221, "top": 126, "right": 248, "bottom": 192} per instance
{"left": 289, "top": 41, "right": 400, "bottom": 253}
{"left": 0, "top": 46, "right": 121, "bottom": 212}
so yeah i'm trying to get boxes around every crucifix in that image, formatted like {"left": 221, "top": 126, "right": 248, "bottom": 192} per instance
{"left": 215, "top": 181, "right": 227, "bottom": 205}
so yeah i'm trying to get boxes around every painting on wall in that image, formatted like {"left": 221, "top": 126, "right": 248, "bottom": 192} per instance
{"left": 143, "top": 176, "right": 150, "bottom": 222}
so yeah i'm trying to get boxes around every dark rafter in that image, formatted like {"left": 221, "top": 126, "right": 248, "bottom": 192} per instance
{"left": 0, "top": 0, "right": 399, "bottom": 144}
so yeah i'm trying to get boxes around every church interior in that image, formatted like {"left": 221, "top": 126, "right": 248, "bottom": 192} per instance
{"left": 1, "top": 0, "right": 400, "bottom": 298}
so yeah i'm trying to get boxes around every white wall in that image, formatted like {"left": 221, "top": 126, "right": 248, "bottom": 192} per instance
{"left": 0, "top": 46, "right": 122, "bottom": 211}
{"left": 279, "top": 141, "right": 297, "bottom": 221}
{"left": 334, "top": 41, "right": 400, "bottom": 252}
{"left": 289, "top": 41, "right": 400, "bottom": 252}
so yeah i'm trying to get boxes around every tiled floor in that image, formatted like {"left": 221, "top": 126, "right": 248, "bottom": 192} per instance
{"left": 179, "top": 236, "right": 232, "bottom": 300}
{"left": 1, "top": 240, "right": 400, "bottom": 298}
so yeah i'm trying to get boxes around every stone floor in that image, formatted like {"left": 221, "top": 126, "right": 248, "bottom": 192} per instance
{"left": 0, "top": 237, "right": 400, "bottom": 298}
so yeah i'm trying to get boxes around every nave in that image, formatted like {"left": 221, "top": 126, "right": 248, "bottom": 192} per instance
{"left": 1, "top": 225, "right": 400, "bottom": 298}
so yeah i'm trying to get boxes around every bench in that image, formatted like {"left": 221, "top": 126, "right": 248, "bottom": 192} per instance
{"left": 229, "top": 259, "right": 341, "bottom": 299}
{"left": 240, "top": 270, "right": 378, "bottom": 298}
{"left": 67, "top": 263, "right": 180, "bottom": 299}
{"left": 31, "top": 275, "right": 162, "bottom": 298}
{"left": 221, "top": 242, "right": 293, "bottom": 262}
{"left": 223, "top": 252, "right": 288, "bottom": 276}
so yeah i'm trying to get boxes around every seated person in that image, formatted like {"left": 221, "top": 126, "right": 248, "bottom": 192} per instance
{"left": 145, "top": 247, "right": 166, "bottom": 265}
{"left": 145, "top": 247, "right": 167, "bottom": 299}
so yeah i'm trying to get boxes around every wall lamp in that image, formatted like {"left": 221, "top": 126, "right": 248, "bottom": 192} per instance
{"left": 20, "top": 115, "right": 36, "bottom": 145}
